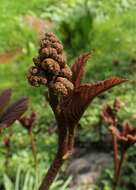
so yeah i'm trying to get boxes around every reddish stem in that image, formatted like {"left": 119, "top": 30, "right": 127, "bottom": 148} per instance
{"left": 112, "top": 134, "right": 119, "bottom": 176}
{"left": 39, "top": 154, "right": 64, "bottom": 190}
{"left": 39, "top": 122, "right": 74, "bottom": 190}
{"left": 112, "top": 151, "right": 126, "bottom": 190}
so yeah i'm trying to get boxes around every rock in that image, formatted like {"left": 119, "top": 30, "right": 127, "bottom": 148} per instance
{"left": 67, "top": 150, "right": 112, "bottom": 190}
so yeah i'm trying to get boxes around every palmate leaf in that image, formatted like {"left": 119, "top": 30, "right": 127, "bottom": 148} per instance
{"left": 0, "top": 97, "right": 28, "bottom": 127}
{"left": 62, "top": 76, "right": 127, "bottom": 123}
{"left": 71, "top": 52, "right": 91, "bottom": 87}
{"left": 0, "top": 89, "right": 12, "bottom": 113}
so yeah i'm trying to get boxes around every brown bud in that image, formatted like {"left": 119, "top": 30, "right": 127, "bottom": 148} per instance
{"left": 41, "top": 58, "right": 60, "bottom": 75}
{"left": 41, "top": 39, "right": 51, "bottom": 47}
{"left": 49, "top": 36, "right": 58, "bottom": 43}
{"left": 60, "top": 65, "right": 72, "bottom": 79}
{"left": 41, "top": 47, "right": 58, "bottom": 59}
{"left": 54, "top": 54, "right": 66, "bottom": 67}
{"left": 27, "top": 75, "right": 40, "bottom": 87}
{"left": 29, "top": 66, "right": 38, "bottom": 75}
{"left": 45, "top": 32, "right": 56, "bottom": 38}
{"left": 41, "top": 48, "right": 50, "bottom": 57}
{"left": 52, "top": 42, "right": 63, "bottom": 54}
{"left": 33, "top": 57, "right": 41, "bottom": 67}
{"left": 56, "top": 77, "right": 74, "bottom": 93}
{"left": 49, "top": 77, "right": 74, "bottom": 97}
{"left": 49, "top": 82, "right": 68, "bottom": 96}
{"left": 40, "top": 77, "right": 48, "bottom": 85}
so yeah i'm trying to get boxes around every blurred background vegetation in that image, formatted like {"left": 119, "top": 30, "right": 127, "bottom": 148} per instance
{"left": 0, "top": 0, "right": 136, "bottom": 189}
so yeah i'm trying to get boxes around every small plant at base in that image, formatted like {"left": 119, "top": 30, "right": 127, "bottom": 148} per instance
{"left": 101, "top": 99, "right": 136, "bottom": 190}
{"left": 0, "top": 88, "right": 28, "bottom": 173}
{"left": 27, "top": 32, "right": 127, "bottom": 190}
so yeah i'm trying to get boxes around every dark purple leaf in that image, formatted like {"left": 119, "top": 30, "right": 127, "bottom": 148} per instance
{"left": 0, "top": 89, "right": 12, "bottom": 113}
{"left": 0, "top": 97, "right": 28, "bottom": 126}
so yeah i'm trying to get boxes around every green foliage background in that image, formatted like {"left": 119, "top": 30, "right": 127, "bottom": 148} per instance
{"left": 0, "top": 0, "right": 136, "bottom": 189}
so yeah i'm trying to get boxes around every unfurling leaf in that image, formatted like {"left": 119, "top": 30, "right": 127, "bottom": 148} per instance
{"left": 71, "top": 52, "right": 91, "bottom": 87}
{"left": 101, "top": 105, "right": 116, "bottom": 126}
{"left": 0, "top": 97, "right": 28, "bottom": 126}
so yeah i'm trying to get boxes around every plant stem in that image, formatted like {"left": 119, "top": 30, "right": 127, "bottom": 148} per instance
{"left": 39, "top": 154, "right": 64, "bottom": 190}
{"left": 4, "top": 143, "right": 11, "bottom": 173}
{"left": 112, "top": 134, "right": 119, "bottom": 176}
{"left": 112, "top": 151, "right": 126, "bottom": 190}
{"left": 39, "top": 122, "right": 74, "bottom": 190}
{"left": 29, "top": 129, "right": 37, "bottom": 169}
{"left": 39, "top": 135, "right": 65, "bottom": 189}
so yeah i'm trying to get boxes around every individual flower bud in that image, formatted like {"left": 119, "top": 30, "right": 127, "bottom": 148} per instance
{"left": 33, "top": 57, "right": 41, "bottom": 67}
{"left": 49, "top": 48, "right": 58, "bottom": 58}
{"left": 50, "top": 36, "right": 60, "bottom": 43}
{"left": 49, "top": 36, "right": 58, "bottom": 43}
{"left": 40, "top": 77, "right": 48, "bottom": 85}
{"left": 40, "top": 40, "right": 51, "bottom": 48}
{"left": 49, "top": 77, "right": 74, "bottom": 97}
{"left": 49, "top": 82, "right": 68, "bottom": 96}
{"left": 45, "top": 32, "right": 56, "bottom": 38}
{"left": 41, "top": 58, "right": 60, "bottom": 75}
{"left": 60, "top": 65, "right": 72, "bottom": 79}
{"left": 52, "top": 42, "right": 63, "bottom": 54}
{"left": 27, "top": 75, "right": 40, "bottom": 87}
{"left": 54, "top": 54, "right": 66, "bottom": 67}
{"left": 29, "top": 66, "right": 38, "bottom": 75}
{"left": 45, "top": 32, "right": 59, "bottom": 41}
{"left": 40, "top": 47, "right": 58, "bottom": 59}
{"left": 56, "top": 77, "right": 74, "bottom": 92}
{"left": 40, "top": 48, "right": 50, "bottom": 57}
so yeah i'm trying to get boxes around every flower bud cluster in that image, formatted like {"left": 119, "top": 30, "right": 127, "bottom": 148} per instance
{"left": 27, "top": 32, "right": 74, "bottom": 96}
